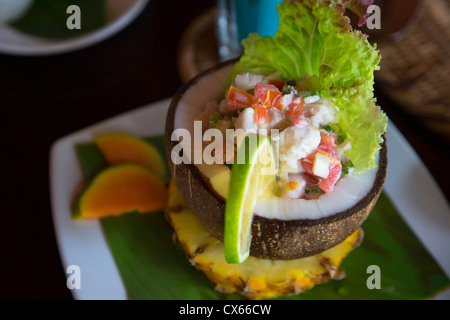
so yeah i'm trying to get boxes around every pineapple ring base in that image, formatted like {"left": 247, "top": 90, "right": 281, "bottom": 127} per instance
{"left": 165, "top": 180, "right": 363, "bottom": 300}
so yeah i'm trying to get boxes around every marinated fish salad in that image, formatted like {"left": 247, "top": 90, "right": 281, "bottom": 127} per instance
{"left": 197, "top": 71, "right": 354, "bottom": 200}
{"left": 194, "top": 0, "right": 388, "bottom": 203}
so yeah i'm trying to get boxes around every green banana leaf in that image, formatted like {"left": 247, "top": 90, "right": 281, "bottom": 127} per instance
{"left": 74, "top": 135, "right": 450, "bottom": 300}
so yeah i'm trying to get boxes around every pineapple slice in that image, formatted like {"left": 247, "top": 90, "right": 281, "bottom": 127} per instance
{"left": 165, "top": 180, "right": 363, "bottom": 300}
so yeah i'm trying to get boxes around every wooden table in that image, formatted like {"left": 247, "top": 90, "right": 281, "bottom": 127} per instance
{"left": 0, "top": 0, "right": 448, "bottom": 299}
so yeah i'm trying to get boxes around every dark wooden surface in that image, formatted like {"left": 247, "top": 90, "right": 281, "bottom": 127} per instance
{"left": 0, "top": 0, "right": 448, "bottom": 300}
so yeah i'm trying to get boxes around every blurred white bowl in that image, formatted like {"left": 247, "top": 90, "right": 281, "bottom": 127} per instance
{"left": 0, "top": 0, "right": 32, "bottom": 24}
{"left": 0, "top": 0, "right": 149, "bottom": 56}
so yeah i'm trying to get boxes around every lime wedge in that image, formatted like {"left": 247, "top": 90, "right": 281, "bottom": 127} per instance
{"left": 224, "top": 133, "right": 276, "bottom": 264}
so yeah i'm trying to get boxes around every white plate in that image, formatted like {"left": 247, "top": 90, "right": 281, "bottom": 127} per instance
{"left": 50, "top": 98, "right": 450, "bottom": 300}
{"left": 0, "top": 0, "right": 149, "bottom": 56}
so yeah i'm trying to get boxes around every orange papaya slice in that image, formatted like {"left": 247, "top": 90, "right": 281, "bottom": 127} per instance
{"left": 73, "top": 164, "right": 167, "bottom": 219}
{"left": 94, "top": 133, "right": 166, "bottom": 179}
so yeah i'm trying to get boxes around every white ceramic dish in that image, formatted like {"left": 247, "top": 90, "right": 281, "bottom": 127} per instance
{"left": 0, "top": 0, "right": 149, "bottom": 56}
{"left": 50, "top": 98, "right": 450, "bottom": 300}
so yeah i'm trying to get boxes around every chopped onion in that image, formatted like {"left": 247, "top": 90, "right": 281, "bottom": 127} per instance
{"left": 313, "top": 152, "right": 330, "bottom": 178}
{"left": 303, "top": 95, "right": 321, "bottom": 104}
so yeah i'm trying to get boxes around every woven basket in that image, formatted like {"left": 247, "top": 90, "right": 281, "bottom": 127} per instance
{"left": 374, "top": 0, "right": 450, "bottom": 142}
{"left": 177, "top": 8, "right": 220, "bottom": 84}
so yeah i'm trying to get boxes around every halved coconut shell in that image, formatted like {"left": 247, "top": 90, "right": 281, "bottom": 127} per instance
{"left": 165, "top": 59, "right": 388, "bottom": 260}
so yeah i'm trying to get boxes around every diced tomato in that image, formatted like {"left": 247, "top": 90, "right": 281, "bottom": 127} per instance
{"left": 303, "top": 171, "right": 321, "bottom": 186}
{"left": 318, "top": 145, "right": 339, "bottom": 160}
{"left": 267, "top": 79, "right": 286, "bottom": 91}
{"left": 286, "top": 98, "right": 304, "bottom": 115}
{"left": 227, "top": 86, "right": 255, "bottom": 110}
{"left": 253, "top": 106, "right": 268, "bottom": 125}
{"left": 286, "top": 98, "right": 305, "bottom": 125}
{"left": 254, "top": 83, "right": 280, "bottom": 106}
{"left": 302, "top": 146, "right": 339, "bottom": 175}
{"left": 319, "top": 162, "right": 342, "bottom": 193}
{"left": 290, "top": 113, "right": 306, "bottom": 126}
{"left": 301, "top": 153, "right": 315, "bottom": 176}
{"left": 301, "top": 143, "right": 342, "bottom": 193}
{"left": 320, "top": 132, "right": 337, "bottom": 148}
{"left": 287, "top": 104, "right": 302, "bottom": 117}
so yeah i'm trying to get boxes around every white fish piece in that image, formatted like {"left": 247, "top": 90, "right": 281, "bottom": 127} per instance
{"left": 303, "top": 95, "right": 321, "bottom": 104}
{"left": 234, "top": 73, "right": 265, "bottom": 91}
{"left": 279, "top": 125, "right": 321, "bottom": 169}
{"left": 234, "top": 107, "right": 257, "bottom": 132}
{"left": 303, "top": 101, "right": 337, "bottom": 128}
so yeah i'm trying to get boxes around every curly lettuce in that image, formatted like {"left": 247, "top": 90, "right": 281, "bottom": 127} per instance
{"left": 228, "top": 0, "right": 387, "bottom": 173}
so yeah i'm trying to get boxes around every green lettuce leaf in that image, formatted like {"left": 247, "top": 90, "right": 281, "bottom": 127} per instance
{"left": 228, "top": 0, "right": 387, "bottom": 173}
